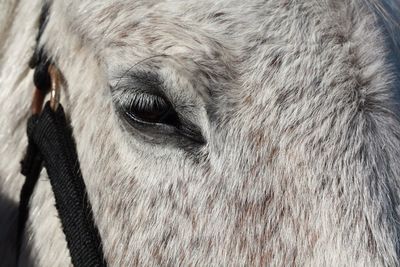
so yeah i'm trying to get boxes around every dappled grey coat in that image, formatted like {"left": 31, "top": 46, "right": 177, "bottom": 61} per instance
{"left": 1, "top": 0, "right": 400, "bottom": 266}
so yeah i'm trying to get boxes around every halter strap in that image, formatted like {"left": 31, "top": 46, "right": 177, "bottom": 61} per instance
{"left": 17, "top": 3, "right": 107, "bottom": 266}
{"left": 19, "top": 102, "right": 107, "bottom": 267}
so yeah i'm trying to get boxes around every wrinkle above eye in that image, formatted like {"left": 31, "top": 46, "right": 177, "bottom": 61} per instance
{"left": 111, "top": 70, "right": 166, "bottom": 97}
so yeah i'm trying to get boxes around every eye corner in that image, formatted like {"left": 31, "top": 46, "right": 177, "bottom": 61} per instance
{"left": 176, "top": 119, "right": 206, "bottom": 145}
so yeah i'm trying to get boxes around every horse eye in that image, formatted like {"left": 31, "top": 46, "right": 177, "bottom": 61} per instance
{"left": 124, "top": 93, "right": 179, "bottom": 125}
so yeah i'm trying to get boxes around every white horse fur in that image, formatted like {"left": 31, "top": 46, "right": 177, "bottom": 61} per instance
{"left": 1, "top": 0, "right": 400, "bottom": 266}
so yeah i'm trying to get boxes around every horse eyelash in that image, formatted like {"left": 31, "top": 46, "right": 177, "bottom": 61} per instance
{"left": 127, "top": 93, "right": 169, "bottom": 111}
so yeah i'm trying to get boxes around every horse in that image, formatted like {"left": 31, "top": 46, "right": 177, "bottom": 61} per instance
{"left": 1, "top": 0, "right": 399, "bottom": 266}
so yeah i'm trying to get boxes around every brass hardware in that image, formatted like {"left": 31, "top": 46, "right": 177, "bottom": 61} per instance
{"left": 30, "top": 63, "right": 61, "bottom": 114}
{"left": 49, "top": 65, "right": 60, "bottom": 111}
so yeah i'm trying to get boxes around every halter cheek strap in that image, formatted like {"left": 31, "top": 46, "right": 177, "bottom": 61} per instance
{"left": 19, "top": 102, "right": 107, "bottom": 267}
{"left": 18, "top": 63, "right": 107, "bottom": 267}
{"left": 17, "top": 5, "right": 107, "bottom": 265}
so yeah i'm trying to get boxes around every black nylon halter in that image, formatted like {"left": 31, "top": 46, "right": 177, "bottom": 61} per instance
{"left": 17, "top": 4, "right": 107, "bottom": 267}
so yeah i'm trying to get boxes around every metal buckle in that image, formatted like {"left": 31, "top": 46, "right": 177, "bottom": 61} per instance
{"left": 49, "top": 65, "right": 60, "bottom": 111}
{"left": 31, "top": 64, "right": 61, "bottom": 114}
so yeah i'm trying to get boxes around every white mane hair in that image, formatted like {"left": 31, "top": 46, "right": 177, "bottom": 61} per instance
{"left": 1, "top": 0, "right": 400, "bottom": 266}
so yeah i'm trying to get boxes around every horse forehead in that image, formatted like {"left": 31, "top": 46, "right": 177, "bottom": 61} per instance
{"left": 64, "top": 0, "right": 279, "bottom": 106}
{"left": 59, "top": 0, "right": 382, "bottom": 118}
{"left": 65, "top": 0, "right": 335, "bottom": 43}
{"left": 65, "top": 0, "right": 263, "bottom": 61}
